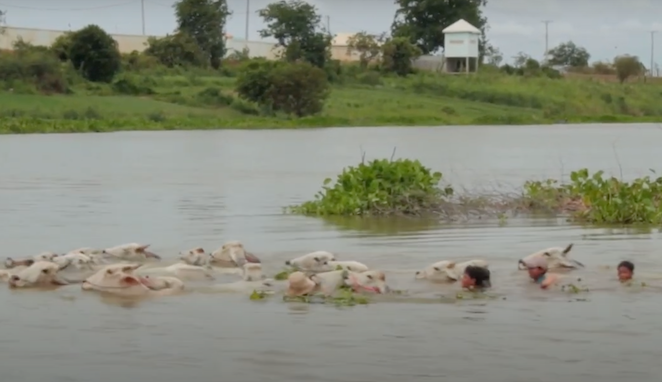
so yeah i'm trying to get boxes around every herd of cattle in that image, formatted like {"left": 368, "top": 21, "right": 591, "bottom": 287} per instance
{"left": 0, "top": 241, "right": 583, "bottom": 299}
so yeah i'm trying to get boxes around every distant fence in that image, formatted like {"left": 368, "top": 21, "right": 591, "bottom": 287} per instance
{"left": 0, "top": 26, "right": 444, "bottom": 71}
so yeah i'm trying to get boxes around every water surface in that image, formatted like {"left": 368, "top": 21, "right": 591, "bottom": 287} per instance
{"left": 1, "top": 124, "right": 661, "bottom": 382}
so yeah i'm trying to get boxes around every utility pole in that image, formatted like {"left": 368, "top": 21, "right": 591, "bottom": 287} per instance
{"left": 245, "top": 0, "right": 249, "bottom": 49}
{"left": 651, "top": 30, "right": 656, "bottom": 77}
{"left": 326, "top": 15, "right": 330, "bottom": 34}
{"left": 542, "top": 20, "right": 552, "bottom": 62}
{"left": 141, "top": 0, "right": 145, "bottom": 35}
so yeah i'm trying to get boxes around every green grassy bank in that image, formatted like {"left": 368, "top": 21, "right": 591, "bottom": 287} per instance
{"left": 1, "top": 68, "right": 661, "bottom": 134}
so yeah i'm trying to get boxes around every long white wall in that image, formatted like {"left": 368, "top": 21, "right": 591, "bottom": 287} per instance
{"left": 0, "top": 26, "right": 443, "bottom": 70}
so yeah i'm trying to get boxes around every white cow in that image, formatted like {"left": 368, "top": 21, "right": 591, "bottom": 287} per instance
{"left": 518, "top": 244, "right": 583, "bottom": 270}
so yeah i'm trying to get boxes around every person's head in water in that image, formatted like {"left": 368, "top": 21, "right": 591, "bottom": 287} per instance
{"left": 525, "top": 257, "right": 548, "bottom": 280}
{"left": 617, "top": 261, "right": 634, "bottom": 282}
{"left": 461, "top": 266, "right": 491, "bottom": 289}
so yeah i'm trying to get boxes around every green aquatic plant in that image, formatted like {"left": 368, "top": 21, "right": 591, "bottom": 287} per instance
{"left": 621, "top": 280, "right": 647, "bottom": 287}
{"left": 325, "top": 288, "right": 370, "bottom": 306}
{"left": 281, "top": 289, "right": 370, "bottom": 306}
{"left": 249, "top": 290, "right": 272, "bottom": 300}
{"left": 522, "top": 168, "right": 662, "bottom": 224}
{"left": 560, "top": 283, "right": 589, "bottom": 293}
{"left": 453, "top": 290, "right": 500, "bottom": 300}
{"left": 287, "top": 157, "right": 453, "bottom": 216}
{"left": 273, "top": 267, "right": 296, "bottom": 280}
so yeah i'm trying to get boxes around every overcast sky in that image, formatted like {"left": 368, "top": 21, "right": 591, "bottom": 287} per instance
{"left": 1, "top": 0, "right": 660, "bottom": 64}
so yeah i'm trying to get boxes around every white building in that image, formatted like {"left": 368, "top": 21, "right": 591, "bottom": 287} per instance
{"left": 442, "top": 19, "right": 480, "bottom": 73}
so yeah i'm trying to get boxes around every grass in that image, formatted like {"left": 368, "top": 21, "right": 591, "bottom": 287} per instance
{"left": 1, "top": 65, "right": 661, "bottom": 134}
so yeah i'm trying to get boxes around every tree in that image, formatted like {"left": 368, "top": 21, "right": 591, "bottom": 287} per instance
{"left": 346, "top": 31, "right": 385, "bottom": 68}
{"left": 380, "top": 37, "right": 422, "bottom": 76}
{"left": 258, "top": 0, "right": 331, "bottom": 68}
{"left": 235, "top": 60, "right": 329, "bottom": 117}
{"left": 69, "top": 25, "right": 121, "bottom": 82}
{"left": 613, "top": 55, "right": 643, "bottom": 83}
{"left": 174, "top": 0, "right": 231, "bottom": 69}
{"left": 546, "top": 41, "right": 590, "bottom": 67}
{"left": 483, "top": 45, "right": 503, "bottom": 66}
{"left": 391, "top": 0, "right": 488, "bottom": 55}
{"left": 513, "top": 52, "right": 530, "bottom": 67}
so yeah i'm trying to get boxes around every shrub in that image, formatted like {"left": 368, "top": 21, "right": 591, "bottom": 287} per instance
{"left": 144, "top": 33, "right": 207, "bottom": 68}
{"left": 230, "top": 98, "right": 259, "bottom": 115}
{"left": 380, "top": 37, "right": 422, "bottom": 76}
{"left": 51, "top": 32, "right": 74, "bottom": 61}
{"left": 121, "top": 50, "right": 161, "bottom": 71}
{"left": 0, "top": 51, "right": 68, "bottom": 93}
{"left": 287, "top": 158, "right": 453, "bottom": 216}
{"left": 12, "top": 38, "right": 51, "bottom": 55}
{"left": 613, "top": 55, "right": 643, "bottom": 83}
{"left": 522, "top": 168, "right": 662, "bottom": 224}
{"left": 235, "top": 59, "right": 282, "bottom": 105}
{"left": 263, "top": 61, "right": 329, "bottom": 116}
{"left": 235, "top": 60, "right": 329, "bottom": 117}
{"left": 356, "top": 71, "right": 382, "bottom": 86}
{"left": 68, "top": 25, "right": 121, "bottom": 82}
{"left": 541, "top": 66, "right": 561, "bottom": 79}
{"left": 111, "top": 73, "right": 155, "bottom": 95}
{"left": 324, "top": 59, "right": 343, "bottom": 83}
{"left": 195, "top": 87, "right": 234, "bottom": 106}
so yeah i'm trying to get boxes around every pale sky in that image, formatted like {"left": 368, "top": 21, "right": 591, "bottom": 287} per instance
{"left": 0, "top": 0, "right": 661, "bottom": 65}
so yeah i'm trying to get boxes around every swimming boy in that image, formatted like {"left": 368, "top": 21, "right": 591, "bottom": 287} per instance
{"left": 525, "top": 257, "right": 558, "bottom": 289}
{"left": 461, "top": 265, "right": 491, "bottom": 290}
{"left": 617, "top": 260, "right": 634, "bottom": 282}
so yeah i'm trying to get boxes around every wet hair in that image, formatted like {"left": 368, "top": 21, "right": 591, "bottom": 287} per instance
{"left": 617, "top": 261, "right": 634, "bottom": 272}
{"left": 465, "top": 266, "right": 491, "bottom": 288}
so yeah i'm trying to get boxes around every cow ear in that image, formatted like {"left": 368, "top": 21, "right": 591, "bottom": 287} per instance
{"left": 121, "top": 276, "right": 141, "bottom": 286}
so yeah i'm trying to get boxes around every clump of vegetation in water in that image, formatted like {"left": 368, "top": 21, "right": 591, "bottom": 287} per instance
{"left": 250, "top": 286, "right": 370, "bottom": 306}
{"left": 287, "top": 157, "right": 453, "bottom": 216}
{"left": 561, "top": 283, "right": 590, "bottom": 294}
{"left": 273, "top": 267, "right": 296, "bottom": 280}
{"left": 522, "top": 168, "right": 662, "bottom": 224}
{"left": 249, "top": 290, "right": 273, "bottom": 300}
{"left": 453, "top": 291, "right": 501, "bottom": 300}
{"left": 287, "top": 158, "right": 662, "bottom": 225}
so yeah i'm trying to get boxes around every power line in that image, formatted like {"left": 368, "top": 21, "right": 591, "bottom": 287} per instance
{"left": 0, "top": 1, "right": 137, "bottom": 11}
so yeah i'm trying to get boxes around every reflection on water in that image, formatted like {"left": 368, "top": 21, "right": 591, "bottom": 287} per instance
{"left": 1, "top": 125, "right": 662, "bottom": 381}
{"left": 320, "top": 215, "right": 445, "bottom": 236}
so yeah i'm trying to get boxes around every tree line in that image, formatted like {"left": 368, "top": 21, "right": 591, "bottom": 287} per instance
{"left": 486, "top": 41, "right": 647, "bottom": 84}
{"left": 0, "top": 0, "right": 651, "bottom": 117}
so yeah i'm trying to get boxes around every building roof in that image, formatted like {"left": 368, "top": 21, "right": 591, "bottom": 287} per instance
{"left": 442, "top": 19, "right": 480, "bottom": 34}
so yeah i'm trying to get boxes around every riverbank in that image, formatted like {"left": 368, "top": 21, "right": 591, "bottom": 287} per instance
{"left": 1, "top": 70, "right": 661, "bottom": 134}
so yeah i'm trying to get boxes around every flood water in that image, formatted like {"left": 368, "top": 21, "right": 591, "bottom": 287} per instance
{"left": 1, "top": 124, "right": 662, "bottom": 381}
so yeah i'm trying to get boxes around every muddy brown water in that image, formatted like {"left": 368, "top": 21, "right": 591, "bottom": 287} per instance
{"left": 1, "top": 124, "right": 662, "bottom": 381}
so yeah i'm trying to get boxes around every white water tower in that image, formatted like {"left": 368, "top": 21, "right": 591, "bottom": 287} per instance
{"left": 442, "top": 19, "right": 480, "bottom": 73}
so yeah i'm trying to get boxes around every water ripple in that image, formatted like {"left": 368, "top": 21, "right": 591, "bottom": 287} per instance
{"left": 1, "top": 125, "right": 662, "bottom": 382}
